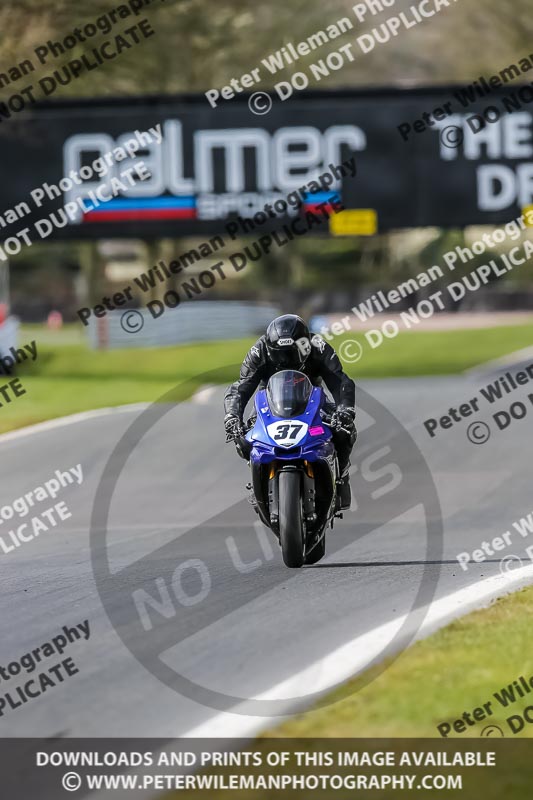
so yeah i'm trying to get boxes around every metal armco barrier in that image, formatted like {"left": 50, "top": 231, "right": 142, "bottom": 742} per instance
{"left": 86, "top": 301, "right": 281, "bottom": 349}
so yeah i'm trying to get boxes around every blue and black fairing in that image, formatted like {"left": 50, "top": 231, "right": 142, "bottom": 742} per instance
{"left": 246, "top": 385, "right": 335, "bottom": 463}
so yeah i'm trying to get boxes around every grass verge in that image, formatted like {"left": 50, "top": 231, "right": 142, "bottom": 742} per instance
{"left": 261, "top": 584, "right": 533, "bottom": 739}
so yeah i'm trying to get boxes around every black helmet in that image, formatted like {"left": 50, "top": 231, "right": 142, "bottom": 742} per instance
{"left": 265, "top": 314, "right": 311, "bottom": 370}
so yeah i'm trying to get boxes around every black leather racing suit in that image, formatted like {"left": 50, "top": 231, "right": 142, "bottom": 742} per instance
{"left": 224, "top": 334, "right": 356, "bottom": 473}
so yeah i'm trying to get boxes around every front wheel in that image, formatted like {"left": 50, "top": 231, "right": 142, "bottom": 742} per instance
{"left": 305, "top": 534, "right": 325, "bottom": 565}
{"left": 278, "top": 471, "right": 304, "bottom": 568}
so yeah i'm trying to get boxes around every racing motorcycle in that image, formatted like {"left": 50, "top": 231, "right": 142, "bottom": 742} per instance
{"left": 230, "top": 370, "right": 348, "bottom": 568}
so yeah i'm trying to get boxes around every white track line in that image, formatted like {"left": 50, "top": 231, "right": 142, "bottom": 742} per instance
{"left": 191, "top": 385, "right": 219, "bottom": 404}
{"left": 6, "top": 391, "right": 533, "bottom": 778}
{"left": 181, "top": 565, "right": 533, "bottom": 737}
{"left": 0, "top": 381, "right": 219, "bottom": 445}
{"left": 0, "top": 403, "right": 149, "bottom": 444}
{"left": 465, "top": 345, "right": 533, "bottom": 376}
{"left": 90, "top": 567, "right": 533, "bottom": 800}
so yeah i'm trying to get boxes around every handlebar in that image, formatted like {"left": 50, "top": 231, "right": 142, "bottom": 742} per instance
{"left": 226, "top": 417, "right": 253, "bottom": 443}
{"left": 226, "top": 413, "right": 351, "bottom": 442}
{"left": 320, "top": 409, "right": 352, "bottom": 435}
{"left": 226, "top": 429, "right": 244, "bottom": 443}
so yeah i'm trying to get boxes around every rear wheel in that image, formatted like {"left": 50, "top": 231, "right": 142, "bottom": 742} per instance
{"left": 278, "top": 471, "right": 304, "bottom": 568}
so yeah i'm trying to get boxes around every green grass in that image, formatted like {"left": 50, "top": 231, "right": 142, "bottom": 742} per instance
{"left": 161, "top": 588, "right": 533, "bottom": 800}
{"left": 335, "top": 322, "right": 533, "bottom": 377}
{"left": 262, "top": 585, "right": 533, "bottom": 739}
{"left": 0, "top": 330, "right": 247, "bottom": 433}
{"left": 0, "top": 320, "right": 532, "bottom": 433}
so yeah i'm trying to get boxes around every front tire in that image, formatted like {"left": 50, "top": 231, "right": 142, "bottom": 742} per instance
{"left": 305, "top": 534, "right": 325, "bottom": 565}
{"left": 278, "top": 471, "right": 304, "bottom": 568}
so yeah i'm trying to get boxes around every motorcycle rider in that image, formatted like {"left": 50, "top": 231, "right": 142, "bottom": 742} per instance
{"left": 224, "top": 314, "right": 357, "bottom": 509}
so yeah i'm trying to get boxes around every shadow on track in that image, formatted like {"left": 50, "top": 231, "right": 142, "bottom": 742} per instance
{"left": 308, "top": 559, "right": 503, "bottom": 568}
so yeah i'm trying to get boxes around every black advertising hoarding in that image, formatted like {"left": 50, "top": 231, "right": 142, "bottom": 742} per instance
{"left": 0, "top": 85, "right": 533, "bottom": 242}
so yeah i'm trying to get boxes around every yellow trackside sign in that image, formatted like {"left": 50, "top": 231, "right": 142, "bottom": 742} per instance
{"left": 330, "top": 209, "right": 377, "bottom": 236}
{"left": 522, "top": 206, "right": 533, "bottom": 225}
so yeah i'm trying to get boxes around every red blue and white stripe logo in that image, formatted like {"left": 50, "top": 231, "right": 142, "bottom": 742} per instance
{"left": 83, "top": 196, "right": 197, "bottom": 222}
{"left": 302, "top": 192, "right": 341, "bottom": 214}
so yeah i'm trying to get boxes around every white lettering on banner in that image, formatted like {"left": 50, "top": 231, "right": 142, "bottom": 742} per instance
{"left": 477, "top": 163, "right": 533, "bottom": 211}
{"left": 61, "top": 111, "right": 533, "bottom": 224}
{"left": 433, "top": 111, "right": 533, "bottom": 210}
{"left": 63, "top": 119, "right": 366, "bottom": 220}
{"left": 195, "top": 128, "right": 271, "bottom": 193}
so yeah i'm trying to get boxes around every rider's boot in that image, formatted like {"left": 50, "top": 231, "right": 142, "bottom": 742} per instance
{"left": 338, "top": 466, "right": 351, "bottom": 510}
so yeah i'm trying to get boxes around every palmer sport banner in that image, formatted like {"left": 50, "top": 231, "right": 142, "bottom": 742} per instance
{"left": 0, "top": 85, "right": 533, "bottom": 242}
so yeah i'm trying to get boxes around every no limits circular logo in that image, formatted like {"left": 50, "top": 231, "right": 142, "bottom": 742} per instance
{"left": 90, "top": 367, "right": 443, "bottom": 716}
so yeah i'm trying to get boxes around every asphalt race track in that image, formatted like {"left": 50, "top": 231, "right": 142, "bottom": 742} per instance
{"left": 1, "top": 365, "right": 532, "bottom": 738}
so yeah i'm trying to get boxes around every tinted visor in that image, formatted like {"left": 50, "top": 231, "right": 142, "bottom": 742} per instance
{"left": 266, "top": 370, "right": 313, "bottom": 419}
{"left": 267, "top": 343, "right": 302, "bottom": 369}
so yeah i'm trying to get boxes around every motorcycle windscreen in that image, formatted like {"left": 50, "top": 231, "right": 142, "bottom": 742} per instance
{"left": 266, "top": 370, "right": 313, "bottom": 419}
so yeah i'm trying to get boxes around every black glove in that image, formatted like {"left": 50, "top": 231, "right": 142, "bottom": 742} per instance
{"left": 330, "top": 407, "right": 356, "bottom": 433}
{"left": 224, "top": 414, "right": 243, "bottom": 441}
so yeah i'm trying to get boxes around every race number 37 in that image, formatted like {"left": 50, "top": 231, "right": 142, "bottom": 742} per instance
{"left": 266, "top": 421, "right": 308, "bottom": 447}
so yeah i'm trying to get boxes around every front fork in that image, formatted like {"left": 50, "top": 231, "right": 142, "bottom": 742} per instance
{"left": 302, "top": 465, "right": 316, "bottom": 523}
{"left": 267, "top": 464, "right": 316, "bottom": 535}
